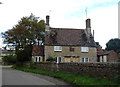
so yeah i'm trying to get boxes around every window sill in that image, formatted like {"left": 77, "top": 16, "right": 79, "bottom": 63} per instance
{"left": 54, "top": 50, "right": 62, "bottom": 52}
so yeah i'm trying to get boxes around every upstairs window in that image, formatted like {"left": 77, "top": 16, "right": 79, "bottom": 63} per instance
{"left": 69, "top": 47, "right": 74, "bottom": 52}
{"left": 54, "top": 46, "right": 62, "bottom": 51}
{"left": 81, "top": 47, "right": 89, "bottom": 52}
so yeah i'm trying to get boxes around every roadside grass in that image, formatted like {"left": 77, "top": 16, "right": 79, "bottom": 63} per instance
{"left": 12, "top": 65, "right": 119, "bottom": 86}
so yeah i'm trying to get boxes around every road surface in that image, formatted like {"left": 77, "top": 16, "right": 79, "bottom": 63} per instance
{"left": 2, "top": 66, "right": 72, "bottom": 86}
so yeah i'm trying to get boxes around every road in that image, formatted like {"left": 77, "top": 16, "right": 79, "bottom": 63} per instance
{"left": 2, "top": 66, "right": 72, "bottom": 86}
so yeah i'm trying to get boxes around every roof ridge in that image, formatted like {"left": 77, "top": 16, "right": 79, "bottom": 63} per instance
{"left": 50, "top": 27, "right": 85, "bottom": 30}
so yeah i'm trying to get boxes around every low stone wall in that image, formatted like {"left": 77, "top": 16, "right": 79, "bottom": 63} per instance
{"left": 35, "top": 62, "right": 120, "bottom": 80}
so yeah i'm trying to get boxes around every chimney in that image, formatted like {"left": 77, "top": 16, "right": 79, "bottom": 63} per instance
{"left": 46, "top": 15, "right": 50, "bottom": 26}
{"left": 45, "top": 15, "right": 50, "bottom": 31}
{"left": 86, "top": 18, "right": 91, "bottom": 29}
{"left": 85, "top": 18, "right": 92, "bottom": 41}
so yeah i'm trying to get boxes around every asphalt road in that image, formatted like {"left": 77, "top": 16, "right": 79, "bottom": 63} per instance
{"left": 2, "top": 66, "right": 72, "bottom": 86}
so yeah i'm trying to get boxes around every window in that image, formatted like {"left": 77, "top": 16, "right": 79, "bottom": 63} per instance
{"left": 39, "top": 57, "right": 41, "bottom": 62}
{"left": 35, "top": 56, "right": 41, "bottom": 62}
{"left": 81, "top": 58, "right": 89, "bottom": 62}
{"left": 54, "top": 46, "right": 62, "bottom": 51}
{"left": 99, "top": 56, "right": 107, "bottom": 62}
{"left": 81, "top": 58, "right": 85, "bottom": 62}
{"left": 35, "top": 57, "right": 37, "bottom": 62}
{"left": 85, "top": 58, "right": 89, "bottom": 62}
{"left": 69, "top": 47, "right": 74, "bottom": 52}
{"left": 81, "top": 47, "right": 89, "bottom": 52}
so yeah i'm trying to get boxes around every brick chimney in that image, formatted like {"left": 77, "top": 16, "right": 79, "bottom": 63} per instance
{"left": 45, "top": 15, "right": 50, "bottom": 31}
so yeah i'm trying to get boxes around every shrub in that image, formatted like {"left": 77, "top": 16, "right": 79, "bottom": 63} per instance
{"left": 114, "top": 75, "right": 120, "bottom": 83}
{"left": 46, "top": 56, "right": 56, "bottom": 62}
{"left": 16, "top": 45, "right": 33, "bottom": 62}
{"left": 2, "top": 54, "right": 17, "bottom": 65}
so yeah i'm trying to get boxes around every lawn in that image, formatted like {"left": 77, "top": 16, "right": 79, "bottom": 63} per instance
{"left": 12, "top": 65, "right": 119, "bottom": 86}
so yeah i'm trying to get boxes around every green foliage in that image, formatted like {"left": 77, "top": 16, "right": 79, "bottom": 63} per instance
{"left": 46, "top": 56, "right": 56, "bottom": 62}
{"left": 12, "top": 66, "right": 119, "bottom": 86}
{"left": 114, "top": 75, "right": 120, "bottom": 83}
{"left": 1, "top": 13, "right": 45, "bottom": 63}
{"left": 16, "top": 45, "right": 33, "bottom": 62}
{"left": 1, "top": 13, "right": 45, "bottom": 46}
{"left": 106, "top": 38, "right": 120, "bottom": 53}
{"left": 2, "top": 54, "right": 17, "bottom": 64}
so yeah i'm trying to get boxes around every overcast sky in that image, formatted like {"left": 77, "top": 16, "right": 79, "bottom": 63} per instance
{"left": 0, "top": 0, "right": 119, "bottom": 49}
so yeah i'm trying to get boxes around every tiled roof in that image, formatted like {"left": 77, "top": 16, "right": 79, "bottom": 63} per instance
{"left": 97, "top": 48, "right": 116, "bottom": 56}
{"left": 32, "top": 46, "right": 44, "bottom": 56}
{"left": 45, "top": 28, "right": 96, "bottom": 47}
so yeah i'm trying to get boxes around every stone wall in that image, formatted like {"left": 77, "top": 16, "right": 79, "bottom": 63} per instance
{"left": 35, "top": 62, "right": 120, "bottom": 80}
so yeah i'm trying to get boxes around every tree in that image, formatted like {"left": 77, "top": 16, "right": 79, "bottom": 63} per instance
{"left": 105, "top": 38, "right": 120, "bottom": 53}
{"left": 1, "top": 13, "right": 45, "bottom": 63}
{"left": 2, "top": 13, "right": 45, "bottom": 47}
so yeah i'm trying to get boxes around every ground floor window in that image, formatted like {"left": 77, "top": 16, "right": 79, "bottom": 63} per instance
{"left": 98, "top": 55, "right": 107, "bottom": 62}
{"left": 35, "top": 56, "right": 41, "bottom": 62}
{"left": 81, "top": 58, "right": 89, "bottom": 62}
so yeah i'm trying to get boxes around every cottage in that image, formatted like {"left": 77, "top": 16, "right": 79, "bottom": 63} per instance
{"left": 45, "top": 15, "right": 97, "bottom": 63}
{"left": 32, "top": 45, "right": 44, "bottom": 62}
{"left": 97, "top": 47, "right": 119, "bottom": 62}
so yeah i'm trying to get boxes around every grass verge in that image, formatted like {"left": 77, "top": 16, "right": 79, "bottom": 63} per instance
{"left": 12, "top": 65, "right": 119, "bottom": 86}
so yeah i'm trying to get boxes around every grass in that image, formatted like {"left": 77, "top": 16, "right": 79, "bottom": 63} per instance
{"left": 12, "top": 65, "right": 119, "bottom": 86}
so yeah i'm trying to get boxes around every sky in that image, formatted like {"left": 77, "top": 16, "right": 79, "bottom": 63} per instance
{"left": 0, "top": 0, "right": 119, "bottom": 49}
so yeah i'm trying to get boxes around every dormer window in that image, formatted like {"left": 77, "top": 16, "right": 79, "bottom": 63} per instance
{"left": 81, "top": 47, "right": 89, "bottom": 52}
{"left": 54, "top": 46, "right": 62, "bottom": 51}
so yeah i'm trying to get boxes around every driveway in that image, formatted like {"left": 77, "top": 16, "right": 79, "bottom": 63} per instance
{"left": 2, "top": 66, "right": 72, "bottom": 86}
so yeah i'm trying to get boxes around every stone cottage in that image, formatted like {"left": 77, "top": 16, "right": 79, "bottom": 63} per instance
{"left": 32, "top": 45, "right": 44, "bottom": 62}
{"left": 44, "top": 15, "right": 97, "bottom": 63}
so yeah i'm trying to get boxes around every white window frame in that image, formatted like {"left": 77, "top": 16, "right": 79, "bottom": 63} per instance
{"left": 81, "top": 58, "right": 89, "bottom": 62}
{"left": 103, "top": 56, "right": 107, "bottom": 62}
{"left": 81, "top": 47, "right": 89, "bottom": 52}
{"left": 100, "top": 56, "right": 103, "bottom": 62}
{"left": 54, "top": 46, "right": 62, "bottom": 51}
{"left": 34, "top": 56, "right": 41, "bottom": 62}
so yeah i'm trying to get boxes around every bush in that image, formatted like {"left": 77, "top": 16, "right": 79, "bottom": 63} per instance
{"left": 46, "top": 56, "right": 56, "bottom": 62}
{"left": 2, "top": 54, "right": 17, "bottom": 65}
{"left": 16, "top": 45, "right": 33, "bottom": 62}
